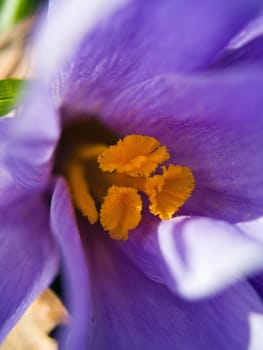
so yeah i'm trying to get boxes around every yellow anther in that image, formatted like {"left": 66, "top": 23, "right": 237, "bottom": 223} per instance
{"left": 100, "top": 185, "right": 142, "bottom": 240}
{"left": 60, "top": 129, "right": 195, "bottom": 241}
{"left": 98, "top": 134, "right": 170, "bottom": 177}
{"left": 145, "top": 164, "right": 195, "bottom": 220}
{"left": 66, "top": 162, "right": 98, "bottom": 224}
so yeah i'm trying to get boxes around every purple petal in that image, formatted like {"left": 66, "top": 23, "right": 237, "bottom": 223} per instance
{"left": 84, "top": 230, "right": 263, "bottom": 350}
{"left": 0, "top": 117, "right": 12, "bottom": 157}
{"left": 115, "top": 215, "right": 171, "bottom": 286}
{"left": 237, "top": 217, "right": 263, "bottom": 244}
{"left": 0, "top": 194, "right": 59, "bottom": 341}
{"left": 60, "top": 0, "right": 263, "bottom": 113}
{"left": 211, "top": 35, "right": 263, "bottom": 69}
{"left": 50, "top": 178, "right": 91, "bottom": 350}
{"left": 6, "top": 0, "right": 263, "bottom": 193}
{"left": 100, "top": 66, "right": 263, "bottom": 222}
{"left": 117, "top": 216, "right": 263, "bottom": 299}
{"left": 40, "top": 0, "right": 127, "bottom": 78}
{"left": 0, "top": 164, "right": 24, "bottom": 209}
{"left": 0, "top": 118, "right": 24, "bottom": 207}
{"left": 227, "top": 11, "right": 263, "bottom": 49}
{"left": 236, "top": 217, "right": 263, "bottom": 300}
{"left": 249, "top": 311, "right": 263, "bottom": 350}
{"left": 158, "top": 216, "right": 263, "bottom": 298}
{"left": 250, "top": 274, "right": 263, "bottom": 301}
{"left": 6, "top": 84, "right": 60, "bottom": 191}
{"left": 208, "top": 12, "right": 263, "bottom": 70}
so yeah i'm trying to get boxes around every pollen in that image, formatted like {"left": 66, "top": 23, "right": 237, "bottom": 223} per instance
{"left": 100, "top": 186, "right": 142, "bottom": 240}
{"left": 145, "top": 164, "right": 195, "bottom": 220}
{"left": 59, "top": 128, "right": 195, "bottom": 241}
{"left": 98, "top": 134, "right": 170, "bottom": 177}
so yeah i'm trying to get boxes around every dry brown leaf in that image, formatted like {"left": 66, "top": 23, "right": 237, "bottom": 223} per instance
{"left": 0, "top": 289, "right": 68, "bottom": 350}
{"left": 0, "top": 17, "right": 35, "bottom": 79}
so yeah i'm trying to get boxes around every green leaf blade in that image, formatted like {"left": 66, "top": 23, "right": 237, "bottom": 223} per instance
{"left": 0, "top": 79, "right": 25, "bottom": 117}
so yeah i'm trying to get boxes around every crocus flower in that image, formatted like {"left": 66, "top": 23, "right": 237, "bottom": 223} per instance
{"left": 1, "top": 0, "right": 263, "bottom": 349}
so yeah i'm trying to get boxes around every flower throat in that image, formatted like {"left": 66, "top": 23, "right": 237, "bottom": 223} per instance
{"left": 55, "top": 119, "right": 195, "bottom": 240}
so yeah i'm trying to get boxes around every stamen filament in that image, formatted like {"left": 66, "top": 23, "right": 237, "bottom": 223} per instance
{"left": 77, "top": 144, "right": 108, "bottom": 160}
{"left": 66, "top": 162, "right": 98, "bottom": 224}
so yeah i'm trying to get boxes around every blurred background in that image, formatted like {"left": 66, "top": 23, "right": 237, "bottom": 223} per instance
{"left": 0, "top": 0, "right": 46, "bottom": 79}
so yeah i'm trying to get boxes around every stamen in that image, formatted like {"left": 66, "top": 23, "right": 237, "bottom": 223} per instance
{"left": 100, "top": 185, "right": 142, "bottom": 240}
{"left": 98, "top": 134, "right": 170, "bottom": 177}
{"left": 77, "top": 144, "right": 108, "bottom": 160}
{"left": 145, "top": 165, "right": 195, "bottom": 220}
{"left": 58, "top": 126, "right": 195, "bottom": 241}
{"left": 66, "top": 162, "right": 98, "bottom": 224}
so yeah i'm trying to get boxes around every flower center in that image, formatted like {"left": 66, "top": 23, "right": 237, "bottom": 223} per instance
{"left": 56, "top": 121, "right": 194, "bottom": 240}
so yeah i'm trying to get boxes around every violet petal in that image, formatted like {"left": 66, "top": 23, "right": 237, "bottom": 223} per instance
{"left": 50, "top": 178, "right": 92, "bottom": 350}
{"left": 117, "top": 215, "right": 263, "bottom": 299}
{"left": 157, "top": 216, "right": 263, "bottom": 299}
{"left": 0, "top": 118, "right": 24, "bottom": 207}
{"left": 0, "top": 194, "right": 59, "bottom": 341}
{"left": 212, "top": 35, "right": 263, "bottom": 69}
{"left": 85, "top": 230, "right": 263, "bottom": 350}
{"left": 61, "top": 0, "right": 263, "bottom": 110}
{"left": 6, "top": 85, "right": 60, "bottom": 191}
